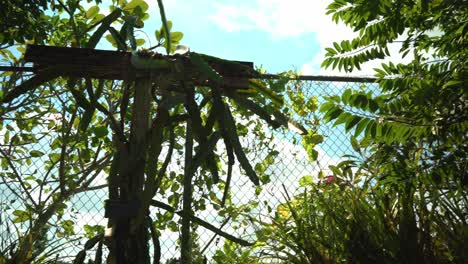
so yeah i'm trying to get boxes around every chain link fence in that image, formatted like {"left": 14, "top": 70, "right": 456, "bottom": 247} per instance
{"left": 0, "top": 79, "right": 378, "bottom": 263}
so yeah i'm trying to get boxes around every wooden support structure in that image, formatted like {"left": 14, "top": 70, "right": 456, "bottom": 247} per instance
{"left": 2, "top": 45, "right": 262, "bottom": 264}
{"left": 0, "top": 45, "right": 259, "bottom": 105}
{"left": 23, "top": 44, "right": 256, "bottom": 81}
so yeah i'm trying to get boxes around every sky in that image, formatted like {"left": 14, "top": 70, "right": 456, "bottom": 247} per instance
{"left": 124, "top": 0, "right": 362, "bottom": 75}
{"left": 135, "top": 0, "right": 413, "bottom": 77}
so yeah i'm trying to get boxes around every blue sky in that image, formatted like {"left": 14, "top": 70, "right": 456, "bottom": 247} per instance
{"left": 120, "top": 0, "right": 366, "bottom": 75}
{"left": 161, "top": 0, "right": 321, "bottom": 73}
{"left": 148, "top": 0, "right": 412, "bottom": 76}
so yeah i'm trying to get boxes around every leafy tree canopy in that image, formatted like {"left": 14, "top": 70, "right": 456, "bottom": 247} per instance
{"left": 321, "top": 0, "right": 467, "bottom": 185}
{"left": 0, "top": 0, "right": 51, "bottom": 48}
{"left": 247, "top": 1, "right": 468, "bottom": 263}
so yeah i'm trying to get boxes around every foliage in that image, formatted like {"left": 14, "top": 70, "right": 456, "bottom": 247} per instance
{"left": 320, "top": 0, "right": 467, "bottom": 186}
{"left": 244, "top": 0, "right": 467, "bottom": 263}
{"left": 212, "top": 241, "right": 262, "bottom": 264}
{"left": 254, "top": 157, "right": 467, "bottom": 263}
{"left": 0, "top": 0, "right": 315, "bottom": 263}
{"left": 320, "top": 0, "right": 467, "bottom": 233}
{"left": 0, "top": 0, "right": 51, "bottom": 48}
{"left": 217, "top": 0, "right": 467, "bottom": 263}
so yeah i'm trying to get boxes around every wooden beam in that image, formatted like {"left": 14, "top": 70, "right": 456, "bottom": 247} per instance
{"left": 23, "top": 45, "right": 257, "bottom": 81}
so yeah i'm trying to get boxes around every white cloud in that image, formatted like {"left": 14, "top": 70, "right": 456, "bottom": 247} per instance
{"left": 209, "top": 0, "right": 353, "bottom": 72}
{"left": 209, "top": 0, "right": 414, "bottom": 76}
{"left": 210, "top": 0, "right": 349, "bottom": 39}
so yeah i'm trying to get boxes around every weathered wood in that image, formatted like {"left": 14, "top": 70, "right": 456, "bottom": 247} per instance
{"left": 181, "top": 117, "right": 194, "bottom": 264}
{"left": 25, "top": 45, "right": 129, "bottom": 67}
{"left": 25, "top": 45, "right": 140, "bottom": 80}
{"left": 107, "top": 78, "right": 153, "bottom": 264}
{"left": 23, "top": 45, "right": 256, "bottom": 81}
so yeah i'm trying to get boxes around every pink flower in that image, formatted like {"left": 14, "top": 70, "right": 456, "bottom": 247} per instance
{"left": 324, "top": 175, "right": 334, "bottom": 184}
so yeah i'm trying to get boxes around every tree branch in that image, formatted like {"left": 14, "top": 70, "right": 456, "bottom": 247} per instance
{"left": 0, "top": 148, "right": 38, "bottom": 207}
{"left": 150, "top": 200, "right": 254, "bottom": 246}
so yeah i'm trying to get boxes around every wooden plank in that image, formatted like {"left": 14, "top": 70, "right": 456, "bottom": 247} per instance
{"left": 24, "top": 45, "right": 256, "bottom": 80}
{"left": 25, "top": 45, "right": 136, "bottom": 80}
{"left": 25, "top": 45, "right": 130, "bottom": 67}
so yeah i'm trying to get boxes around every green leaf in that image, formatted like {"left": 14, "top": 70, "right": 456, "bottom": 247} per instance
{"left": 324, "top": 108, "right": 343, "bottom": 122}
{"left": 105, "top": 34, "right": 118, "bottom": 48}
{"left": 29, "top": 150, "right": 44, "bottom": 157}
{"left": 61, "top": 220, "right": 75, "bottom": 236}
{"left": 170, "top": 32, "right": 184, "bottom": 42}
{"left": 350, "top": 136, "right": 360, "bottom": 152}
{"left": 308, "top": 148, "right": 319, "bottom": 161}
{"left": 368, "top": 99, "right": 379, "bottom": 112}
{"left": 12, "top": 210, "right": 29, "bottom": 223}
{"left": 342, "top": 88, "right": 352, "bottom": 103}
{"left": 443, "top": 80, "right": 461, "bottom": 88}
{"left": 299, "top": 175, "right": 314, "bottom": 187}
{"left": 123, "top": 0, "right": 146, "bottom": 11}
{"left": 93, "top": 126, "right": 108, "bottom": 138}
{"left": 325, "top": 47, "right": 337, "bottom": 56}
{"left": 333, "top": 42, "right": 341, "bottom": 52}
{"left": 49, "top": 153, "right": 61, "bottom": 163}
{"left": 136, "top": 38, "right": 145, "bottom": 46}
{"left": 166, "top": 220, "right": 177, "bottom": 232}
{"left": 365, "top": 121, "right": 377, "bottom": 138}
{"left": 159, "top": 20, "right": 173, "bottom": 33}
{"left": 333, "top": 112, "right": 352, "bottom": 127}
{"left": 329, "top": 165, "right": 341, "bottom": 177}
{"left": 354, "top": 118, "right": 370, "bottom": 137}
{"left": 1, "top": 158, "right": 7, "bottom": 170}
{"left": 309, "top": 134, "right": 324, "bottom": 144}
{"left": 319, "top": 102, "right": 334, "bottom": 113}
{"left": 352, "top": 94, "right": 368, "bottom": 108}
{"left": 91, "top": 13, "right": 106, "bottom": 25}
{"left": 345, "top": 115, "right": 361, "bottom": 132}
{"left": 155, "top": 29, "right": 162, "bottom": 41}
{"left": 86, "top": 6, "right": 100, "bottom": 19}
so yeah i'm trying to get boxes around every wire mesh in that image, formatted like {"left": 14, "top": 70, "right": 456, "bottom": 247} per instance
{"left": 0, "top": 79, "right": 378, "bottom": 263}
